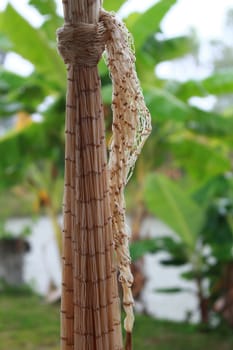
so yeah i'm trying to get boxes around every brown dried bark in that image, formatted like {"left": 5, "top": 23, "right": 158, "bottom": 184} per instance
{"left": 60, "top": 1, "right": 123, "bottom": 349}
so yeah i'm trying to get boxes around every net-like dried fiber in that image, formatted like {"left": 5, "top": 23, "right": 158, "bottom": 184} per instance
{"left": 101, "top": 10, "right": 152, "bottom": 333}
{"left": 58, "top": 1, "right": 151, "bottom": 348}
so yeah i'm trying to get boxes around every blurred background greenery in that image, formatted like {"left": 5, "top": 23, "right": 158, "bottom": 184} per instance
{"left": 1, "top": 0, "right": 233, "bottom": 349}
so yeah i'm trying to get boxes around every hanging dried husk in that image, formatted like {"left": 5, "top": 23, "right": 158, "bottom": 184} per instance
{"left": 57, "top": 1, "right": 151, "bottom": 349}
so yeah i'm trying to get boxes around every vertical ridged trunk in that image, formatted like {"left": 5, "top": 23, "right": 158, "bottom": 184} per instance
{"left": 60, "top": 1, "right": 123, "bottom": 349}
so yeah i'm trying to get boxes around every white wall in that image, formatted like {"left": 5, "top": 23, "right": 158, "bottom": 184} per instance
{"left": 6, "top": 215, "right": 199, "bottom": 322}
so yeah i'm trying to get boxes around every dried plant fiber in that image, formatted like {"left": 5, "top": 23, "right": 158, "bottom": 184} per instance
{"left": 57, "top": 1, "right": 151, "bottom": 349}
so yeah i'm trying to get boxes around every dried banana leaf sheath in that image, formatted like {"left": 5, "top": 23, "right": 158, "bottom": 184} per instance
{"left": 59, "top": 1, "right": 123, "bottom": 349}
{"left": 58, "top": 1, "right": 152, "bottom": 349}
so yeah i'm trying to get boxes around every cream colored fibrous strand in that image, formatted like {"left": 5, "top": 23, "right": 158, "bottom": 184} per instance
{"left": 101, "top": 10, "right": 152, "bottom": 333}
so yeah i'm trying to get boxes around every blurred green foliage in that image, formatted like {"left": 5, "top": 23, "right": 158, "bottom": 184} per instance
{"left": 1, "top": 294, "right": 233, "bottom": 349}
{"left": 0, "top": 0, "right": 233, "bottom": 326}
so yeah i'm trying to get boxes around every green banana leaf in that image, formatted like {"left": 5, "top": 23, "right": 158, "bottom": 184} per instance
{"left": 103, "top": 0, "right": 126, "bottom": 11}
{"left": 170, "top": 139, "right": 230, "bottom": 180}
{"left": 144, "top": 35, "right": 197, "bottom": 64}
{"left": 129, "top": 0, "right": 177, "bottom": 50}
{"left": 0, "top": 5, "right": 65, "bottom": 88}
{"left": 144, "top": 173, "right": 204, "bottom": 247}
{"left": 28, "top": 0, "right": 57, "bottom": 15}
{"left": 174, "top": 69, "right": 233, "bottom": 100}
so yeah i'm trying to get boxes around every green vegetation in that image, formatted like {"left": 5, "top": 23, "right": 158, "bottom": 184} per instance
{"left": 1, "top": 0, "right": 233, "bottom": 332}
{"left": 130, "top": 173, "right": 233, "bottom": 324}
{"left": 0, "top": 294, "right": 60, "bottom": 350}
{"left": 0, "top": 294, "right": 233, "bottom": 350}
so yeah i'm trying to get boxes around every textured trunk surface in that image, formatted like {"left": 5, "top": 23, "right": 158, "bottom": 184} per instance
{"left": 60, "top": 1, "right": 123, "bottom": 349}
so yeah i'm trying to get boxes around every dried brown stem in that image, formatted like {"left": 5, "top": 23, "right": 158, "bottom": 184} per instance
{"left": 60, "top": 1, "right": 123, "bottom": 349}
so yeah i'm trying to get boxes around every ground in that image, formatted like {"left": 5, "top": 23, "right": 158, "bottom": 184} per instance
{"left": 1, "top": 292, "right": 233, "bottom": 350}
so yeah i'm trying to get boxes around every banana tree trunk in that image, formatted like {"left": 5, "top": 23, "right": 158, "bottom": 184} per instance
{"left": 59, "top": 0, "right": 123, "bottom": 349}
